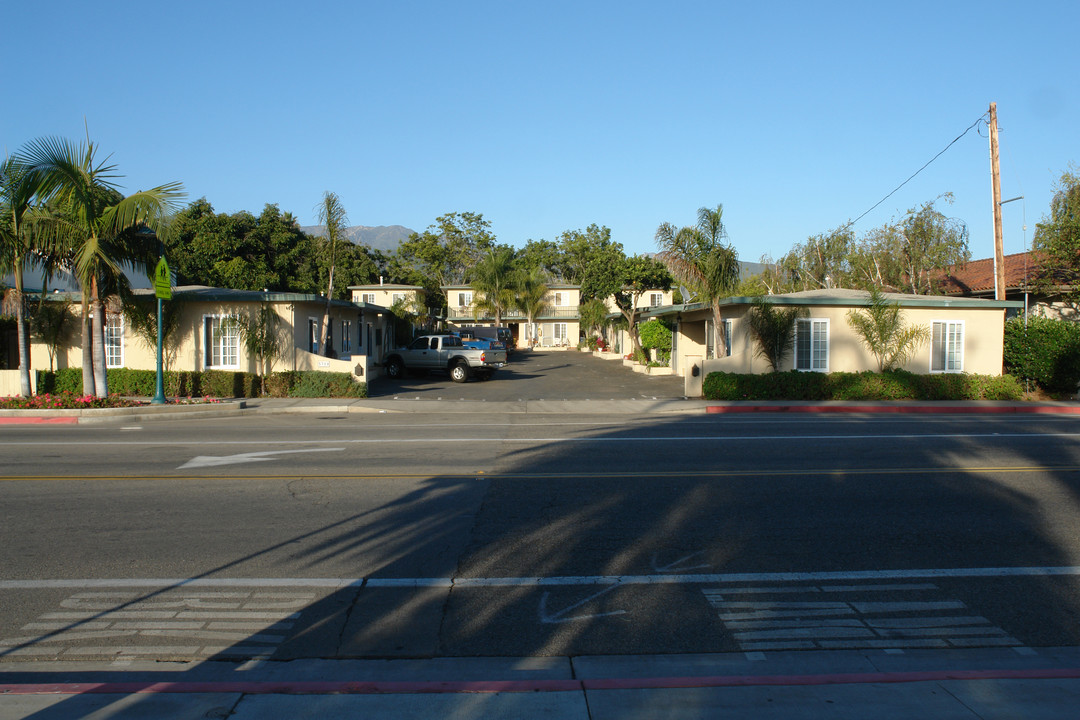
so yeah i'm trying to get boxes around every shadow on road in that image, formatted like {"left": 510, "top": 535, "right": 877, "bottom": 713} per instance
{"left": 10, "top": 411, "right": 1080, "bottom": 717}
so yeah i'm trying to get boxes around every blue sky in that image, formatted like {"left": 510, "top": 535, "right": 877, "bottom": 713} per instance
{"left": 4, "top": 1, "right": 1076, "bottom": 266}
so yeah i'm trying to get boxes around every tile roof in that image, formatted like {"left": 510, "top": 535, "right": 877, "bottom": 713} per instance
{"left": 938, "top": 252, "right": 1042, "bottom": 295}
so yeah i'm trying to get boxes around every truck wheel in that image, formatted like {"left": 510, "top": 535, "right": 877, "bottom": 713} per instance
{"left": 385, "top": 357, "right": 404, "bottom": 379}
{"left": 450, "top": 362, "right": 470, "bottom": 383}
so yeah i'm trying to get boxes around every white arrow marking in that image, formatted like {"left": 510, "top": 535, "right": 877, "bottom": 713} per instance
{"left": 539, "top": 584, "right": 627, "bottom": 624}
{"left": 178, "top": 448, "right": 344, "bottom": 469}
{"left": 651, "top": 551, "right": 711, "bottom": 574}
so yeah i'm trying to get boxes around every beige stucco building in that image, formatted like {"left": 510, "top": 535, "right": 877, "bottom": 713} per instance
{"left": 443, "top": 284, "right": 582, "bottom": 348}
{"left": 14, "top": 287, "right": 393, "bottom": 392}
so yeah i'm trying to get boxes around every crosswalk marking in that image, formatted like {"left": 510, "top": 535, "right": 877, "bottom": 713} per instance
{"left": 704, "top": 582, "right": 1021, "bottom": 651}
{"left": 0, "top": 589, "right": 316, "bottom": 659}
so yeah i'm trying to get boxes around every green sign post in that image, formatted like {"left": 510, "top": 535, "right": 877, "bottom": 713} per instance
{"left": 152, "top": 257, "right": 171, "bottom": 404}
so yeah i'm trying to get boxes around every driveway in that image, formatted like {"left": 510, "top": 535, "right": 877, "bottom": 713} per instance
{"left": 368, "top": 349, "right": 687, "bottom": 401}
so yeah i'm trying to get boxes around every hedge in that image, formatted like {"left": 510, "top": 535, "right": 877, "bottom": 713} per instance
{"left": 1003, "top": 316, "right": 1080, "bottom": 396}
{"left": 36, "top": 368, "right": 367, "bottom": 399}
{"left": 703, "top": 370, "right": 1024, "bottom": 401}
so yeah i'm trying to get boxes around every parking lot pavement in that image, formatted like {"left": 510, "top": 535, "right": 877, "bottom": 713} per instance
{"left": 367, "top": 348, "right": 687, "bottom": 401}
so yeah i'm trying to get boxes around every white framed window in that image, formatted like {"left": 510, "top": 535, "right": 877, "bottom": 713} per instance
{"left": 105, "top": 314, "right": 124, "bottom": 368}
{"left": 458, "top": 292, "right": 472, "bottom": 307}
{"left": 554, "top": 292, "right": 565, "bottom": 306}
{"left": 650, "top": 293, "right": 664, "bottom": 307}
{"left": 392, "top": 293, "right": 405, "bottom": 305}
{"left": 794, "top": 318, "right": 829, "bottom": 372}
{"left": 553, "top": 322, "right": 568, "bottom": 342}
{"left": 931, "top": 320, "right": 964, "bottom": 373}
{"left": 722, "top": 319, "right": 732, "bottom": 358}
{"left": 342, "top": 320, "right": 352, "bottom": 354}
{"left": 361, "top": 293, "right": 376, "bottom": 304}
{"left": 204, "top": 315, "right": 239, "bottom": 369}
{"left": 308, "top": 318, "right": 320, "bottom": 354}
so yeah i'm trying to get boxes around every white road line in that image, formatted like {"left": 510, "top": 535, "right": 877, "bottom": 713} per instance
{"left": 4, "top": 565, "right": 1080, "bottom": 590}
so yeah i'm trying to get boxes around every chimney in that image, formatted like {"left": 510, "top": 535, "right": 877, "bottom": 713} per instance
{"left": 379, "top": 276, "right": 384, "bottom": 286}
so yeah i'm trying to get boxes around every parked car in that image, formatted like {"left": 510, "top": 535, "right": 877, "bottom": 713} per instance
{"left": 383, "top": 334, "right": 507, "bottom": 382}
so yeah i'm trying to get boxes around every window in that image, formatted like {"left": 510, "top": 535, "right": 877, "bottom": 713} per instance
{"left": 392, "top": 293, "right": 405, "bottom": 305}
{"left": 105, "top": 314, "right": 124, "bottom": 368}
{"left": 650, "top": 293, "right": 664, "bottom": 307}
{"left": 342, "top": 320, "right": 352, "bottom": 353}
{"left": 794, "top": 318, "right": 829, "bottom": 371}
{"left": 361, "top": 293, "right": 376, "bottom": 304}
{"left": 204, "top": 315, "right": 239, "bottom": 369}
{"left": 308, "top": 318, "right": 320, "bottom": 354}
{"left": 722, "top": 319, "right": 732, "bottom": 358}
{"left": 458, "top": 292, "right": 472, "bottom": 307}
{"left": 553, "top": 322, "right": 568, "bottom": 343}
{"left": 554, "top": 292, "right": 565, "bottom": 306}
{"left": 931, "top": 320, "right": 964, "bottom": 373}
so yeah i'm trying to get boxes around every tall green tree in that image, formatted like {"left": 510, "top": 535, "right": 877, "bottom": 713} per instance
{"left": 612, "top": 255, "right": 672, "bottom": 361}
{"left": 556, "top": 224, "right": 623, "bottom": 298}
{"left": 17, "top": 136, "right": 184, "bottom": 397}
{"left": 468, "top": 245, "right": 518, "bottom": 328}
{"left": 0, "top": 154, "right": 44, "bottom": 396}
{"left": 845, "top": 289, "right": 930, "bottom": 371}
{"left": 655, "top": 204, "right": 740, "bottom": 356}
{"left": 1033, "top": 167, "right": 1080, "bottom": 312}
{"left": 315, "top": 191, "right": 347, "bottom": 356}
{"left": 513, "top": 266, "right": 551, "bottom": 346}
{"left": 392, "top": 211, "right": 495, "bottom": 311}
{"left": 896, "top": 194, "right": 969, "bottom": 294}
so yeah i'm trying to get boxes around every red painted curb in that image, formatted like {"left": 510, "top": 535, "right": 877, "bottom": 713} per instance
{"left": 705, "top": 405, "right": 1080, "bottom": 414}
{"left": 0, "top": 417, "right": 79, "bottom": 424}
{"left": 4, "top": 668, "right": 1080, "bottom": 696}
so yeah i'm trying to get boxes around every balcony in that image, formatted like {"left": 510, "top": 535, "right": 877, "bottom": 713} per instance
{"left": 446, "top": 306, "right": 580, "bottom": 321}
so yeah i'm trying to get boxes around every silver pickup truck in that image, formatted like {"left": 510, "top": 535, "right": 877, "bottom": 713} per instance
{"left": 382, "top": 334, "right": 507, "bottom": 383}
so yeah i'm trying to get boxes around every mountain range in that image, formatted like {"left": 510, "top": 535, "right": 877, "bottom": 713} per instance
{"left": 301, "top": 225, "right": 415, "bottom": 253}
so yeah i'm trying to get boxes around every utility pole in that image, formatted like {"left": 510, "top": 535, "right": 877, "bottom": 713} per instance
{"left": 989, "top": 102, "right": 1005, "bottom": 300}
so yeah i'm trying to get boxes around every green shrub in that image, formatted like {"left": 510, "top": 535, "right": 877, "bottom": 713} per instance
{"left": 288, "top": 371, "right": 366, "bottom": 398}
{"left": 264, "top": 371, "right": 299, "bottom": 398}
{"left": 703, "top": 370, "right": 1024, "bottom": 401}
{"left": 1004, "top": 316, "right": 1080, "bottom": 396}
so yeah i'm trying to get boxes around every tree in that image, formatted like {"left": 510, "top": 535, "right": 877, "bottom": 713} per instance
{"left": 655, "top": 205, "right": 741, "bottom": 356}
{"left": 0, "top": 154, "right": 43, "bottom": 396}
{"left": 513, "top": 267, "right": 550, "bottom": 346}
{"left": 778, "top": 226, "right": 854, "bottom": 291}
{"left": 556, "top": 224, "right": 623, "bottom": 299}
{"left": 229, "top": 303, "right": 287, "bottom": 395}
{"left": 611, "top": 255, "right": 672, "bottom": 361}
{"left": 17, "top": 135, "right": 184, "bottom": 397}
{"left": 845, "top": 289, "right": 930, "bottom": 371}
{"left": 746, "top": 297, "right": 807, "bottom": 372}
{"left": 896, "top": 195, "right": 970, "bottom": 294}
{"left": 166, "top": 200, "right": 315, "bottom": 292}
{"left": 31, "top": 297, "right": 75, "bottom": 373}
{"left": 578, "top": 297, "right": 610, "bottom": 342}
{"left": 121, "top": 294, "right": 186, "bottom": 392}
{"left": 469, "top": 245, "right": 518, "bottom": 328}
{"left": 1032, "top": 167, "right": 1080, "bottom": 312}
{"left": 315, "top": 192, "right": 347, "bottom": 356}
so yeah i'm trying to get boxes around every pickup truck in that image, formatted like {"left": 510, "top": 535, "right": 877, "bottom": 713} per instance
{"left": 383, "top": 334, "right": 507, "bottom": 383}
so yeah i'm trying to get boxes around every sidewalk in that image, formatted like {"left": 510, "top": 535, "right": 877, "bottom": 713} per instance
{"left": 2, "top": 397, "right": 1079, "bottom": 423}
{"left": 3, "top": 647, "right": 1080, "bottom": 719}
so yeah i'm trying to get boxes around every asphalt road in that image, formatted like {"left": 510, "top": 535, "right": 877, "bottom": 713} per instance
{"left": 3, "top": 410, "right": 1080, "bottom": 665}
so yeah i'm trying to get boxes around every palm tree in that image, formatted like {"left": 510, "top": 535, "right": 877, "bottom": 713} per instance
{"left": 513, "top": 267, "right": 550, "bottom": 346}
{"left": 655, "top": 205, "right": 740, "bottom": 358}
{"left": 315, "top": 191, "right": 347, "bottom": 356}
{"left": 0, "top": 155, "right": 43, "bottom": 396}
{"left": 746, "top": 297, "right": 806, "bottom": 371}
{"left": 17, "top": 135, "right": 184, "bottom": 397}
{"left": 846, "top": 288, "right": 930, "bottom": 371}
{"left": 469, "top": 245, "right": 518, "bottom": 328}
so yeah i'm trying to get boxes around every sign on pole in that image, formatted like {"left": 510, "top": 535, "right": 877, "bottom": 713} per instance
{"left": 154, "top": 257, "right": 172, "bottom": 301}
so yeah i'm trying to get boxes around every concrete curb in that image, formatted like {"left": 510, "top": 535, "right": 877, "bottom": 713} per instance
{"left": 0, "top": 400, "right": 246, "bottom": 425}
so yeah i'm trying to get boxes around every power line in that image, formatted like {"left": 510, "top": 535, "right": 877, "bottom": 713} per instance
{"left": 842, "top": 114, "right": 988, "bottom": 232}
